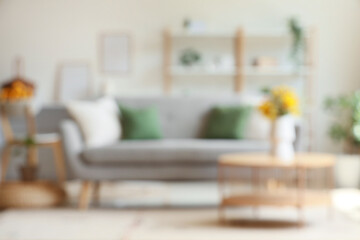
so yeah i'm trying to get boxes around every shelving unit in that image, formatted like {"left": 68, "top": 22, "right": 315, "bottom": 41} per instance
{"left": 162, "top": 27, "right": 316, "bottom": 150}
{"left": 163, "top": 28, "right": 244, "bottom": 94}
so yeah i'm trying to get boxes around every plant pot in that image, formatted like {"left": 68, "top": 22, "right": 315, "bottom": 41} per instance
{"left": 20, "top": 165, "right": 38, "bottom": 182}
{"left": 270, "top": 115, "right": 296, "bottom": 162}
{"left": 335, "top": 154, "right": 360, "bottom": 188}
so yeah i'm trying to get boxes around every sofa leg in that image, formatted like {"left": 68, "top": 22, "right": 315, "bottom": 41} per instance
{"left": 78, "top": 181, "right": 92, "bottom": 210}
{"left": 92, "top": 181, "right": 101, "bottom": 206}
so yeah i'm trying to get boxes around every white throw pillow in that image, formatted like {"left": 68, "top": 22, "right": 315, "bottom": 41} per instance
{"left": 66, "top": 97, "right": 121, "bottom": 147}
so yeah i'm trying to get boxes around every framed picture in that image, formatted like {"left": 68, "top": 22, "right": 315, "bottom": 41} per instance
{"left": 55, "top": 62, "right": 92, "bottom": 103}
{"left": 100, "top": 33, "right": 131, "bottom": 74}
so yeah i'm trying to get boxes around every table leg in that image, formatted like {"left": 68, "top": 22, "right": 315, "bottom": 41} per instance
{"left": 92, "top": 181, "right": 101, "bottom": 206}
{"left": 218, "top": 164, "right": 226, "bottom": 223}
{"left": 252, "top": 167, "right": 260, "bottom": 220}
{"left": 327, "top": 166, "right": 334, "bottom": 220}
{"left": 52, "top": 142, "right": 67, "bottom": 185}
{"left": 297, "top": 167, "right": 306, "bottom": 226}
{"left": 1, "top": 144, "right": 11, "bottom": 183}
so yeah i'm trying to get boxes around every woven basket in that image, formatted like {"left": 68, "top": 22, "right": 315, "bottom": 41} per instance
{"left": 0, "top": 181, "right": 67, "bottom": 209}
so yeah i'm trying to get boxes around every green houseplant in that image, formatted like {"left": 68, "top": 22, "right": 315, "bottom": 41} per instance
{"left": 324, "top": 91, "right": 360, "bottom": 152}
{"left": 288, "top": 17, "right": 305, "bottom": 69}
{"left": 13, "top": 135, "right": 38, "bottom": 181}
{"left": 324, "top": 91, "right": 360, "bottom": 188}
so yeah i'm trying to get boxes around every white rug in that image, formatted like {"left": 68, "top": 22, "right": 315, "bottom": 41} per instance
{"left": 0, "top": 181, "right": 359, "bottom": 240}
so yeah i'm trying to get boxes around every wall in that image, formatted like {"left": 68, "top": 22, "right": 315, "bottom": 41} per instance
{"left": 1, "top": 0, "right": 360, "bottom": 154}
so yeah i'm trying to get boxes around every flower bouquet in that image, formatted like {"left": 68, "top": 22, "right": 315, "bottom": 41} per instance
{"left": 259, "top": 86, "right": 300, "bottom": 161}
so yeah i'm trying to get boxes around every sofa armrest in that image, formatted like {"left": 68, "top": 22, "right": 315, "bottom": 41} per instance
{"left": 60, "top": 120, "right": 86, "bottom": 179}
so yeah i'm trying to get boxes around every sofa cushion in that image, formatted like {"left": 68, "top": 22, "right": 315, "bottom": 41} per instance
{"left": 204, "top": 105, "right": 252, "bottom": 139}
{"left": 81, "top": 139, "right": 270, "bottom": 165}
{"left": 119, "top": 105, "right": 162, "bottom": 140}
{"left": 66, "top": 97, "right": 121, "bottom": 147}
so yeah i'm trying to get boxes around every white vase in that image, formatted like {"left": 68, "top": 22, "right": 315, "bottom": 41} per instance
{"left": 270, "top": 115, "right": 296, "bottom": 162}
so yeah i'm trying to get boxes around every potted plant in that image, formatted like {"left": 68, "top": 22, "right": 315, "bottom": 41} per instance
{"left": 259, "top": 86, "right": 300, "bottom": 162}
{"left": 288, "top": 17, "right": 305, "bottom": 70}
{"left": 19, "top": 136, "right": 38, "bottom": 181}
{"left": 324, "top": 92, "right": 360, "bottom": 188}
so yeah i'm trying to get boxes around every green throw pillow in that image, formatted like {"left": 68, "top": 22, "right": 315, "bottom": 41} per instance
{"left": 204, "top": 105, "right": 252, "bottom": 139}
{"left": 119, "top": 105, "right": 162, "bottom": 140}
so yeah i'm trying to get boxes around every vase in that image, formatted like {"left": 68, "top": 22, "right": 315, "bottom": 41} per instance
{"left": 270, "top": 115, "right": 296, "bottom": 162}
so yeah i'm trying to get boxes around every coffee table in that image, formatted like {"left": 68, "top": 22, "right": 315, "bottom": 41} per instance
{"left": 218, "top": 153, "right": 335, "bottom": 224}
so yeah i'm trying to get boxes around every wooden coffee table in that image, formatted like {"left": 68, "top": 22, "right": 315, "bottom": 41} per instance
{"left": 218, "top": 153, "right": 335, "bottom": 224}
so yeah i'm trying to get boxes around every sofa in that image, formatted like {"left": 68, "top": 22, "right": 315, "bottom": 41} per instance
{"left": 38, "top": 96, "right": 300, "bottom": 208}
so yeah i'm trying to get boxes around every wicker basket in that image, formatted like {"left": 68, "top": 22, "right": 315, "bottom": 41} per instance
{"left": 0, "top": 181, "right": 67, "bottom": 209}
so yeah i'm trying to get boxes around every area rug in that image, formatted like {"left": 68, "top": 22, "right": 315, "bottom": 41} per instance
{"left": 0, "top": 182, "right": 359, "bottom": 240}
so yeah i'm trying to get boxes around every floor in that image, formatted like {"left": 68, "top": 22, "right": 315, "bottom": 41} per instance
{"left": 0, "top": 181, "right": 360, "bottom": 240}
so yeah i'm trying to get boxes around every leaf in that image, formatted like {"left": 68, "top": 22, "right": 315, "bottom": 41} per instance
{"left": 328, "top": 124, "right": 348, "bottom": 142}
{"left": 352, "top": 124, "right": 360, "bottom": 142}
{"left": 23, "top": 136, "right": 36, "bottom": 146}
{"left": 261, "top": 87, "right": 271, "bottom": 95}
{"left": 324, "top": 97, "right": 335, "bottom": 110}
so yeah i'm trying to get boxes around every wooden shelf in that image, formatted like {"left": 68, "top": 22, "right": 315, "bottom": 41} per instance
{"left": 244, "top": 66, "right": 311, "bottom": 77}
{"left": 171, "top": 32, "right": 234, "bottom": 39}
{"left": 169, "top": 66, "right": 310, "bottom": 77}
{"left": 170, "top": 66, "right": 236, "bottom": 76}
{"left": 170, "top": 29, "right": 312, "bottom": 40}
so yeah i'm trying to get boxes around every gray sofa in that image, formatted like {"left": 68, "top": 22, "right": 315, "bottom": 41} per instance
{"left": 35, "top": 96, "right": 301, "bottom": 208}
{"left": 57, "top": 96, "right": 300, "bottom": 182}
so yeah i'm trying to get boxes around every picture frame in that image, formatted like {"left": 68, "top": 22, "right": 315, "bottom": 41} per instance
{"left": 100, "top": 33, "right": 131, "bottom": 74}
{"left": 54, "top": 62, "right": 92, "bottom": 103}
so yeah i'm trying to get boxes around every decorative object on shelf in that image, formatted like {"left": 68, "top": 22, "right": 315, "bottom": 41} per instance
{"left": 179, "top": 48, "right": 201, "bottom": 67}
{"left": 259, "top": 86, "right": 300, "bottom": 162}
{"left": 0, "top": 58, "right": 35, "bottom": 115}
{"left": 182, "top": 18, "right": 206, "bottom": 33}
{"left": 252, "top": 56, "right": 278, "bottom": 69}
{"left": 324, "top": 91, "right": 360, "bottom": 188}
{"left": 100, "top": 32, "right": 131, "bottom": 74}
{"left": 288, "top": 17, "right": 305, "bottom": 68}
{"left": 0, "top": 78, "right": 34, "bottom": 101}
{"left": 55, "top": 62, "right": 92, "bottom": 103}
{"left": 210, "top": 55, "right": 234, "bottom": 71}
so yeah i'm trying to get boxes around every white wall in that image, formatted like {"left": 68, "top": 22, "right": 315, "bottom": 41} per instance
{"left": 0, "top": 0, "right": 360, "bottom": 152}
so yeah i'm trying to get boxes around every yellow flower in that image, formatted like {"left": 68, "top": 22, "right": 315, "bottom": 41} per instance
{"left": 258, "top": 100, "right": 277, "bottom": 120}
{"left": 259, "top": 86, "right": 300, "bottom": 119}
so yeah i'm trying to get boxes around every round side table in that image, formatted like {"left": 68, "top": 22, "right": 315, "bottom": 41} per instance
{"left": 218, "top": 153, "right": 335, "bottom": 225}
